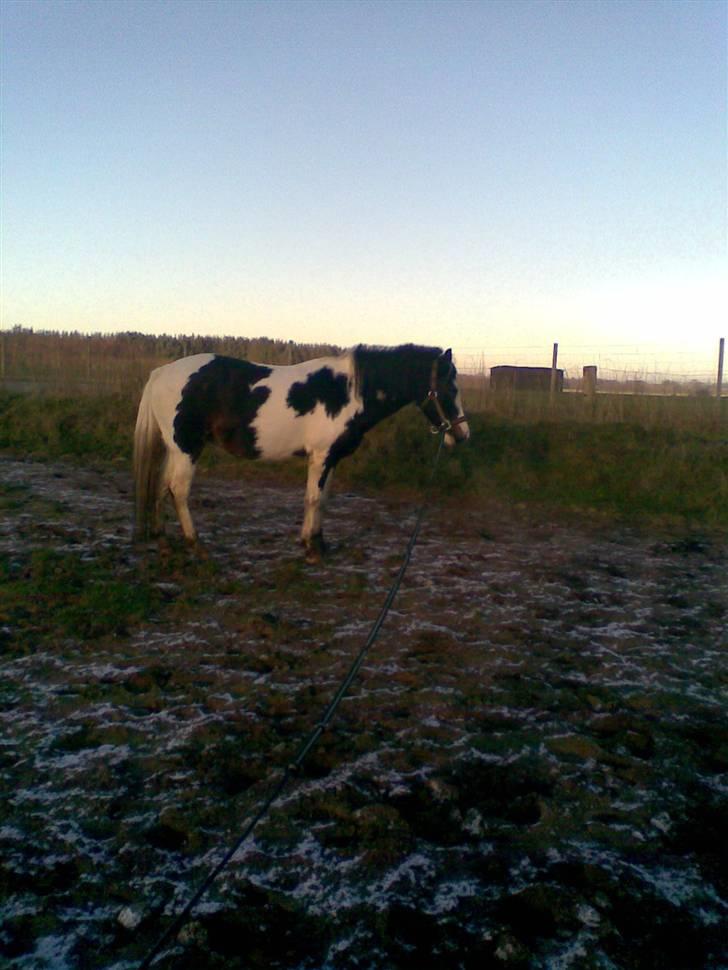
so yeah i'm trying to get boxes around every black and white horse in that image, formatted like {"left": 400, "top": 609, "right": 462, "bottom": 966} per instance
{"left": 133, "top": 344, "right": 469, "bottom": 559}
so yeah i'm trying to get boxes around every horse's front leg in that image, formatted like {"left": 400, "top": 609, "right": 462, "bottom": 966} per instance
{"left": 301, "top": 452, "right": 334, "bottom": 563}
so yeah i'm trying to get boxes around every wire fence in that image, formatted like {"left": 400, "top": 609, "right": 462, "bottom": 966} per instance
{"left": 452, "top": 341, "right": 724, "bottom": 394}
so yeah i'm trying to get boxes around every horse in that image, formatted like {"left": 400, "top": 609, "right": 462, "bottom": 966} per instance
{"left": 133, "top": 343, "right": 469, "bottom": 560}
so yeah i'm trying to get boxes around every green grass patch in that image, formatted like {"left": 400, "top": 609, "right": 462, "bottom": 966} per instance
{"left": 462, "top": 386, "right": 728, "bottom": 431}
{"left": 468, "top": 418, "right": 728, "bottom": 523}
{"left": 0, "top": 481, "right": 32, "bottom": 512}
{"left": 0, "top": 549, "right": 162, "bottom": 650}
{"left": 337, "top": 409, "right": 728, "bottom": 526}
{"left": 0, "top": 390, "right": 135, "bottom": 460}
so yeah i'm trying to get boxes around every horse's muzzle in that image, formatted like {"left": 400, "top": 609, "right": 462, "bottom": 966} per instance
{"left": 445, "top": 418, "right": 470, "bottom": 447}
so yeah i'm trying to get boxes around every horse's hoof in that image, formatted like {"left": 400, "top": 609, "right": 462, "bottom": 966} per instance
{"left": 157, "top": 536, "right": 173, "bottom": 557}
{"left": 303, "top": 534, "right": 327, "bottom": 564}
{"left": 188, "top": 540, "right": 209, "bottom": 561}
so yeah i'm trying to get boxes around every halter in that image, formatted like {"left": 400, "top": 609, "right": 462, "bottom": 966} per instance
{"left": 423, "top": 356, "right": 469, "bottom": 434}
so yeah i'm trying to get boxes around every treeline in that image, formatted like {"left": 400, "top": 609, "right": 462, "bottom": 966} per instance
{"left": 0, "top": 327, "right": 343, "bottom": 390}
{"left": 1, "top": 325, "right": 342, "bottom": 366}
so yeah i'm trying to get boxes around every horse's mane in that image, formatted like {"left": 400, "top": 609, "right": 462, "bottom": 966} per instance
{"left": 351, "top": 344, "right": 442, "bottom": 402}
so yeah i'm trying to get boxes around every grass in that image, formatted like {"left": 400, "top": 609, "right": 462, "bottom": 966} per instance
{"left": 339, "top": 407, "right": 728, "bottom": 527}
{"left": 460, "top": 381, "right": 726, "bottom": 431}
{"left": 1, "top": 388, "right": 726, "bottom": 527}
{"left": 0, "top": 390, "right": 136, "bottom": 461}
{"left": 0, "top": 548, "right": 163, "bottom": 649}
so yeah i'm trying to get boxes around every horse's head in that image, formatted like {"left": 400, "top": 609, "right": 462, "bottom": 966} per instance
{"left": 421, "top": 349, "right": 470, "bottom": 447}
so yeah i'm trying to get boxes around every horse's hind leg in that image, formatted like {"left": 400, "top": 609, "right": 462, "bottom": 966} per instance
{"left": 164, "top": 449, "right": 198, "bottom": 545}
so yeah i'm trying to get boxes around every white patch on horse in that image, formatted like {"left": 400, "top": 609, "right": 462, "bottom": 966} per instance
{"left": 252, "top": 355, "right": 359, "bottom": 461}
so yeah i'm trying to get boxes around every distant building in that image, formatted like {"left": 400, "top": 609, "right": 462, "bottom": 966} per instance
{"left": 490, "top": 365, "right": 564, "bottom": 392}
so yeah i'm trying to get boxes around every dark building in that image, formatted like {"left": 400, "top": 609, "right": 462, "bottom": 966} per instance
{"left": 490, "top": 365, "right": 564, "bottom": 392}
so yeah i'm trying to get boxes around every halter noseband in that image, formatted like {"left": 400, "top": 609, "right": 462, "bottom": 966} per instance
{"left": 423, "top": 357, "right": 469, "bottom": 435}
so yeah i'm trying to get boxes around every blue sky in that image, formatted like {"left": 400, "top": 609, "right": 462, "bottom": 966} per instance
{"left": 1, "top": 0, "right": 726, "bottom": 377}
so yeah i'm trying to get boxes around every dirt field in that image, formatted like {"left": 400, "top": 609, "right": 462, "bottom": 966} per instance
{"left": 1, "top": 457, "right": 726, "bottom": 969}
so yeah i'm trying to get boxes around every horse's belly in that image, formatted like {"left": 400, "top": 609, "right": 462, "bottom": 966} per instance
{"left": 252, "top": 414, "right": 306, "bottom": 460}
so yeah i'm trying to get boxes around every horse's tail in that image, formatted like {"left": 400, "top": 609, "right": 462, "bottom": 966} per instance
{"left": 133, "top": 374, "right": 165, "bottom": 541}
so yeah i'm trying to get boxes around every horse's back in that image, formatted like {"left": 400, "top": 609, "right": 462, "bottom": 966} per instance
{"left": 147, "top": 354, "right": 217, "bottom": 393}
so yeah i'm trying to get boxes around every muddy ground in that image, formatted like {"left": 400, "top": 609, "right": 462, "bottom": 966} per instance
{"left": 0, "top": 457, "right": 726, "bottom": 970}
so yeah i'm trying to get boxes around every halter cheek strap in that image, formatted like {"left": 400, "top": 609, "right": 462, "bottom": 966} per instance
{"left": 422, "top": 357, "right": 469, "bottom": 434}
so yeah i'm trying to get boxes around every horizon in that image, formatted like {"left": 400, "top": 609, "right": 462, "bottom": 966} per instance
{"left": 3, "top": 323, "right": 723, "bottom": 385}
{"left": 1, "top": 0, "right": 726, "bottom": 381}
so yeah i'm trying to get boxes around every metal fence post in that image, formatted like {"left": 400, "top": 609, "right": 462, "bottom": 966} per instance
{"left": 717, "top": 337, "right": 725, "bottom": 403}
{"left": 550, "top": 342, "right": 559, "bottom": 404}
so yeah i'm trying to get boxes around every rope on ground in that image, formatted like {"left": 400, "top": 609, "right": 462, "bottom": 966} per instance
{"left": 138, "top": 431, "right": 447, "bottom": 969}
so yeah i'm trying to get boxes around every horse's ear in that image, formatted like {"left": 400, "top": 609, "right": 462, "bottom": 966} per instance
{"left": 436, "top": 348, "right": 454, "bottom": 380}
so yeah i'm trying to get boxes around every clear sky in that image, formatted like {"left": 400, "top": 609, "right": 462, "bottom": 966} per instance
{"left": 1, "top": 0, "right": 726, "bottom": 378}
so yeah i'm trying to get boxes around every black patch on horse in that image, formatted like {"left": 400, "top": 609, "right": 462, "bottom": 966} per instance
{"left": 174, "top": 356, "right": 272, "bottom": 460}
{"left": 287, "top": 367, "right": 350, "bottom": 418}
{"left": 318, "top": 411, "right": 368, "bottom": 489}
{"left": 318, "top": 345, "right": 445, "bottom": 489}
{"left": 355, "top": 344, "right": 462, "bottom": 431}
{"left": 353, "top": 344, "right": 442, "bottom": 410}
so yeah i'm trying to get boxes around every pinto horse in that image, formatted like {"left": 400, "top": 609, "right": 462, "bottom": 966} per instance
{"left": 133, "top": 343, "right": 469, "bottom": 559}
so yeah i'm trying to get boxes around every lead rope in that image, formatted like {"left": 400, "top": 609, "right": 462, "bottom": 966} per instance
{"left": 137, "top": 431, "right": 447, "bottom": 969}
